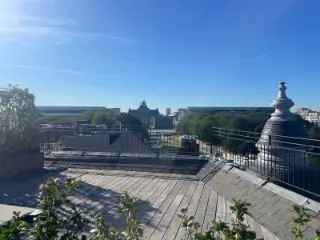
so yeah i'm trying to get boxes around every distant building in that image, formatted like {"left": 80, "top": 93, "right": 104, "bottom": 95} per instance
{"left": 166, "top": 108, "right": 171, "bottom": 116}
{"left": 297, "top": 108, "right": 320, "bottom": 127}
{"left": 38, "top": 106, "right": 121, "bottom": 117}
{"left": 59, "top": 131, "right": 153, "bottom": 153}
{"left": 172, "top": 108, "right": 189, "bottom": 127}
{"left": 128, "top": 101, "right": 173, "bottom": 129}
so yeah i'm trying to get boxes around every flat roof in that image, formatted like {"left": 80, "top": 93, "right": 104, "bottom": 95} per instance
{"left": 38, "top": 106, "right": 107, "bottom": 113}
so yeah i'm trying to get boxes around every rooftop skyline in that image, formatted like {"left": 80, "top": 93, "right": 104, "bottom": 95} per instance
{"left": 0, "top": 0, "right": 319, "bottom": 112}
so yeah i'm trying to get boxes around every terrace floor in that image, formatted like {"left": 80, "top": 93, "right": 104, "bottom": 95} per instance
{"left": 2, "top": 166, "right": 313, "bottom": 240}
{"left": 65, "top": 169, "right": 279, "bottom": 240}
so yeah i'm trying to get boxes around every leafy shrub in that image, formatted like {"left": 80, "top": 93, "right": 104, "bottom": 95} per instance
{"left": 0, "top": 211, "right": 27, "bottom": 240}
{"left": 0, "top": 178, "right": 142, "bottom": 240}
{"left": 0, "top": 85, "right": 40, "bottom": 153}
{"left": 179, "top": 200, "right": 320, "bottom": 240}
{"left": 179, "top": 199, "right": 256, "bottom": 240}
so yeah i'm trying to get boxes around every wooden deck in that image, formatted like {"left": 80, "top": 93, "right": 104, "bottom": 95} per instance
{"left": 64, "top": 169, "right": 280, "bottom": 240}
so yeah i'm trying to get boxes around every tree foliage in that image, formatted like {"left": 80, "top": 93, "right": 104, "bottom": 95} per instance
{"left": 0, "top": 85, "right": 40, "bottom": 153}
{"left": 176, "top": 111, "right": 270, "bottom": 154}
{"left": 177, "top": 111, "right": 270, "bottom": 142}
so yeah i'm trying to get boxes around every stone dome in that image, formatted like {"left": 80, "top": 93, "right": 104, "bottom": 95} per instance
{"left": 257, "top": 81, "right": 307, "bottom": 147}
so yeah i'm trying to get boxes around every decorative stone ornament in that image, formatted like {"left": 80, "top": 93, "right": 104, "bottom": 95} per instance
{"left": 256, "top": 82, "right": 307, "bottom": 169}
{"left": 270, "top": 81, "right": 295, "bottom": 121}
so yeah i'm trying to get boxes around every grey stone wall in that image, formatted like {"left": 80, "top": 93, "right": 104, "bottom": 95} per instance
{"left": 0, "top": 152, "right": 43, "bottom": 179}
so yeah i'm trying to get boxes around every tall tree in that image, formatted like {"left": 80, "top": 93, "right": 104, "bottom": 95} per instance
{"left": 0, "top": 85, "right": 40, "bottom": 153}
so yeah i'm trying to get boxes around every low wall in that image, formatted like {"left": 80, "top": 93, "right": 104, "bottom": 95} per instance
{"left": 46, "top": 153, "right": 207, "bottom": 174}
{"left": 0, "top": 152, "right": 43, "bottom": 179}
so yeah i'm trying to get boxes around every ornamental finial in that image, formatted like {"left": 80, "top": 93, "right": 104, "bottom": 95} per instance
{"left": 271, "top": 81, "right": 294, "bottom": 119}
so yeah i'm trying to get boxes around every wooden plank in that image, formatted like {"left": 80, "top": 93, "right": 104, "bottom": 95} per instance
{"left": 246, "top": 215, "right": 264, "bottom": 240}
{"left": 202, "top": 189, "right": 218, "bottom": 231}
{"left": 131, "top": 176, "right": 157, "bottom": 197}
{"left": 162, "top": 181, "right": 198, "bottom": 240}
{"left": 142, "top": 178, "right": 168, "bottom": 202}
{"left": 260, "top": 225, "right": 280, "bottom": 240}
{"left": 174, "top": 182, "right": 205, "bottom": 240}
{"left": 119, "top": 176, "right": 143, "bottom": 193}
{"left": 137, "top": 177, "right": 160, "bottom": 200}
{"left": 71, "top": 174, "right": 113, "bottom": 219}
{"left": 148, "top": 182, "right": 189, "bottom": 240}
{"left": 225, "top": 200, "right": 233, "bottom": 225}
{"left": 136, "top": 179, "right": 172, "bottom": 224}
{"left": 143, "top": 181, "right": 183, "bottom": 240}
{"left": 109, "top": 176, "right": 133, "bottom": 192}
{"left": 82, "top": 175, "right": 143, "bottom": 222}
{"left": 194, "top": 184, "right": 211, "bottom": 231}
{"left": 99, "top": 175, "right": 126, "bottom": 189}
{"left": 101, "top": 175, "right": 124, "bottom": 188}
{"left": 215, "top": 195, "right": 227, "bottom": 223}
{"left": 150, "top": 180, "right": 178, "bottom": 208}
{"left": 114, "top": 175, "right": 142, "bottom": 192}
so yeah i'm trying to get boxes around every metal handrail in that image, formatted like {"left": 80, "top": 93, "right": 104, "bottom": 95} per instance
{"left": 212, "top": 126, "right": 320, "bottom": 143}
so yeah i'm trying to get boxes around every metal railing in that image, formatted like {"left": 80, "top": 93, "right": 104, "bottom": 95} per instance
{"left": 40, "top": 142, "right": 63, "bottom": 154}
{"left": 210, "top": 127, "right": 320, "bottom": 200}
{"left": 41, "top": 130, "right": 215, "bottom": 159}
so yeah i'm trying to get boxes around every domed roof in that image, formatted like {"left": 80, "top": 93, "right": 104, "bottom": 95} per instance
{"left": 258, "top": 82, "right": 307, "bottom": 146}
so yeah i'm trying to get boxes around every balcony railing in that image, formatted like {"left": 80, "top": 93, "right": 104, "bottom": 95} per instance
{"left": 209, "top": 127, "right": 320, "bottom": 201}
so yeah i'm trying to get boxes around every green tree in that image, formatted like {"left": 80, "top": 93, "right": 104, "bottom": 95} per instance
{"left": 176, "top": 111, "right": 270, "bottom": 154}
{"left": 91, "top": 111, "right": 117, "bottom": 126}
{"left": 0, "top": 85, "right": 40, "bottom": 153}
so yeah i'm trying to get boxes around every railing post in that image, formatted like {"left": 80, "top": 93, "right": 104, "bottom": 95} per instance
{"left": 268, "top": 135, "right": 272, "bottom": 145}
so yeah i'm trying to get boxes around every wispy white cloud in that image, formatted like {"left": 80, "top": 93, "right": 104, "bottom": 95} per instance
{"left": 1, "top": 64, "right": 123, "bottom": 80}
{"left": 0, "top": 14, "right": 133, "bottom": 44}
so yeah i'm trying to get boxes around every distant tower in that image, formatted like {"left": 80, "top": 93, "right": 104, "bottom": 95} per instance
{"left": 256, "top": 81, "right": 307, "bottom": 168}
{"left": 140, "top": 100, "right": 148, "bottom": 109}
{"left": 166, "top": 108, "right": 171, "bottom": 116}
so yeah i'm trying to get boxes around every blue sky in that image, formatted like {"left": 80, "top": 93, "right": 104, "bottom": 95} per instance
{"left": 0, "top": 0, "right": 319, "bottom": 113}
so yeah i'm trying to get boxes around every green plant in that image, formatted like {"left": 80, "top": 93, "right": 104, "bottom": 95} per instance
{"left": 179, "top": 199, "right": 256, "bottom": 240}
{"left": 29, "top": 178, "right": 87, "bottom": 240}
{"left": 0, "top": 211, "right": 27, "bottom": 240}
{"left": 178, "top": 208, "right": 205, "bottom": 239}
{"left": 118, "top": 192, "right": 143, "bottom": 240}
{"left": 222, "top": 199, "right": 256, "bottom": 240}
{"left": 292, "top": 205, "right": 312, "bottom": 240}
{"left": 89, "top": 192, "right": 143, "bottom": 240}
{"left": 89, "top": 216, "right": 119, "bottom": 240}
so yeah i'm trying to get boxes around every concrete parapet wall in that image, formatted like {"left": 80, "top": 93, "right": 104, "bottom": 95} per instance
{"left": 0, "top": 152, "right": 43, "bottom": 179}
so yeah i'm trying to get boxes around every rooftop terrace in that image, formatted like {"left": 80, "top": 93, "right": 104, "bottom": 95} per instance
{"left": 1, "top": 162, "right": 319, "bottom": 240}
